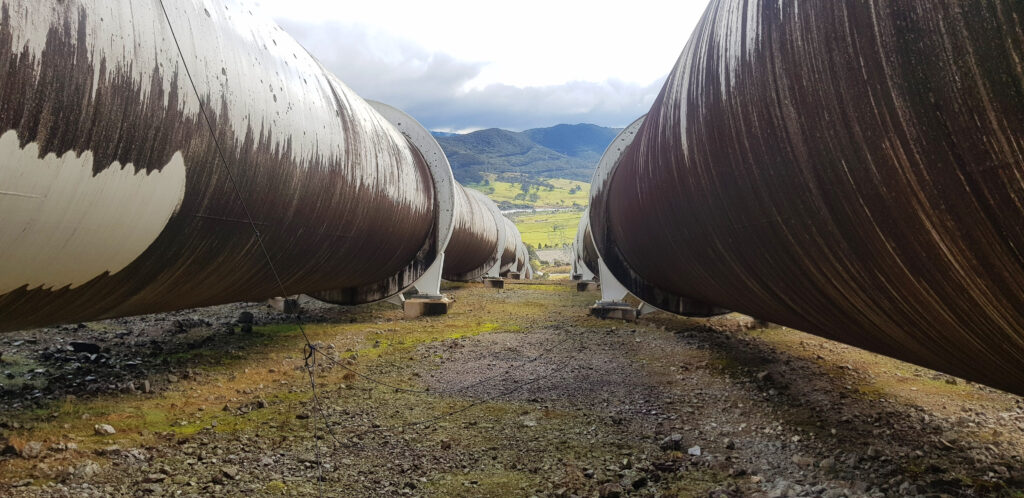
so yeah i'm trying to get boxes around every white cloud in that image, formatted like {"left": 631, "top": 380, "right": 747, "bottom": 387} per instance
{"left": 263, "top": 0, "right": 708, "bottom": 88}
{"left": 277, "top": 19, "right": 668, "bottom": 131}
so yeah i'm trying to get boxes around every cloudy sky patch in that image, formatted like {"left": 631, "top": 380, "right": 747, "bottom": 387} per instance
{"left": 266, "top": 1, "right": 708, "bottom": 131}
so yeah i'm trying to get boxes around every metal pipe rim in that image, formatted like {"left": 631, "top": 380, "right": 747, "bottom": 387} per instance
{"left": 589, "top": 116, "right": 729, "bottom": 317}
{"left": 308, "top": 101, "right": 454, "bottom": 305}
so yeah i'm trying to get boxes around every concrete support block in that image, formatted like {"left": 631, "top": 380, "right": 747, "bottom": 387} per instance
{"left": 403, "top": 297, "right": 452, "bottom": 318}
{"left": 506, "top": 272, "right": 521, "bottom": 280}
{"left": 576, "top": 281, "right": 599, "bottom": 292}
{"left": 267, "top": 296, "right": 301, "bottom": 314}
{"left": 589, "top": 302, "right": 638, "bottom": 321}
{"left": 483, "top": 278, "right": 504, "bottom": 289}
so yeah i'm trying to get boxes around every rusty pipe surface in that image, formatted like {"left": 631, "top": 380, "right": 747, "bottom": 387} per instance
{"left": 592, "top": 0, "right": 1024, "bottom": 394}
{"left": 442, "top": 185, "right": 501, "bottom": 282}
{"left": 0, "top": 0, "right": 437, "bottom": 332}
{"left": 513, "top": 241, "right": 529, "bottom": 278}
{"left": 499, "top": 217, "right": 522, "bottom": 274}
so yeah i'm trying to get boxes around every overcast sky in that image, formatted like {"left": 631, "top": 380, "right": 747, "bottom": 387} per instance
{"left": 261, "top": 0, "right": 709, "bottom": 132}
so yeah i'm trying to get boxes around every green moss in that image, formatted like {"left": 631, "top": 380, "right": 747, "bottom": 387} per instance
{"left": 0, "top": 354, "right": 47, "bottom": 391}
{"left": 0, "top": 281, "right": 610, "bottom": 486}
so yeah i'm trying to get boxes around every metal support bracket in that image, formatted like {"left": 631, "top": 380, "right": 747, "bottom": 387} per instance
{"left": 596, "top": 258, "right": 630, "bottom": 305}
{"left": 409, "top": 252, "right": 444, "bottom": 299}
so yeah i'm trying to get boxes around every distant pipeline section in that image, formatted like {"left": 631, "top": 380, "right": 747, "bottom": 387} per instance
{"left": 439, "top": 183, "right": 531, "bottom": 283}
{"left": 571, "top": 208, "right": 597, "bottom": 282}
{"left": 0, "top": 0, "right": 527, "bottom": 332}
{"left": 498, "top": 217, "right": 531, "bottom": 279}
{"left": 590, "top": 0, "right": 1024, "bottom": 394}
{"left": 442, "top": 186, "right": 503, "bottom": 282}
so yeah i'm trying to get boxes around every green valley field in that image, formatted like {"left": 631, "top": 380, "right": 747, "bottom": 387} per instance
{"left": 467, "top": 175, "right": 589, "bottom": 210}
{"left": 510, "top": 210, "right": 583, "bottom": 249}
{"left": 468, "top": 175, "right": 587, "bottom": 260}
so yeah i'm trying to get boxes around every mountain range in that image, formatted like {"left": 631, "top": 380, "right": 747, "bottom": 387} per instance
{"left": 433, "top": 124, "right": 621, "bottom": 183}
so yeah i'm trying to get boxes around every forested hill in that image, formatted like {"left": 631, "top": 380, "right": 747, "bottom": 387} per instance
{"left": 433, "top": 123, "right": 622, "bottom": 183}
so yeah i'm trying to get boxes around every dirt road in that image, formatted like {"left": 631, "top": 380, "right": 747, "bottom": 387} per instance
{"left": 1, "top": 281, "right": 1022, "bottom": 496}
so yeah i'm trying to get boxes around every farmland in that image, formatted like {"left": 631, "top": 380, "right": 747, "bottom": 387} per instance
{"left": 467, "top": 175, "right": 589, "bottom": 210}
{"left": 509, "top": 209, "right": 583, "bottom": 249}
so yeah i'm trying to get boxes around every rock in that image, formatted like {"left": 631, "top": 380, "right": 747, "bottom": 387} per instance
{"left": 95, "top": 445, "right": 121, "bottom": 455}
{"left": 94, "top": 423, "right": 116, "bottom": 435}
{"left": 144, "top": 473, "right": 168, "bottom": 483}
{"left": 20, "top": 441, "right": 44, "bottom": 459}
{"left": 124, "top": 448, "right": 150, "bottom": 461}
{"left": 768, "top": 480, "right": 793, "bottom": 498}
{"left": 724, "top": 438, "right": 736, "bottom": 450}
{"left": 844, "top": 453, "right": 859, "bottom": 466}
{"left": 142, "top": 380, "right": 151, "bottom": 393}
{"left": 866, "top": 446, "right": 881, "bottom": 458}
{"left": 257, "top": 398, "right": 269, "bottom": 409}
{"left": 69, "top": 342, "right": 101, "bottom": 354}
{"left": 791, "top": 455, "right": 814, "bottom": 467}
{"left": 632, "top": 475, "right": 649, "bottom": 489}
{"left": 660, "top": 434, "right": 684, "bottom": 450}
{"left": 819, "top": 457, "right": 835, "bottom": 470}
{"left": 167, "top": 374, "right": 179, "bottom": 383}
{"left": 237, "top": 312, "right": 255, "bottom": 324}
{"left": 173, "top": 317, "right": 210, "bottom": 330}
{"left": 75, "top": 461, "right": 101, "bottom": 479}
{"left": 598, "top": 483, "right": 624, "bottom": 498}
{"left": 756, "top": 371, "right": 772, "bottom": 382}
{"left": 897, "top": 480, "right": 917, "bottom": 495}
{"left": 687, "top": 446, "right": 702, "bottom": 456}
{"left": 221, "top": 466, "right": 240, "bottom": 480}
{"left": 11, "top": 479, "right": 32, "bottom": 487}
{"left": 140, "top": 483, "right": 162, "bottom": 494}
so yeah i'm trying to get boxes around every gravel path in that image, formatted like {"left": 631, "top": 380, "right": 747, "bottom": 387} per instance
{"left": 1, "top": 282, "right": 1023, "bottom": 497}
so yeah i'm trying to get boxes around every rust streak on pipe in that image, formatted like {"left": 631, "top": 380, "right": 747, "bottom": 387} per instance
{"left": 442, "top": 184, "right": 501, "bottom": 282}
{"left": 593, "top": 0, "right": 1024, "bottom": 394}
{"left": 0, "top": 0, "right": 436, "bottom": 331}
